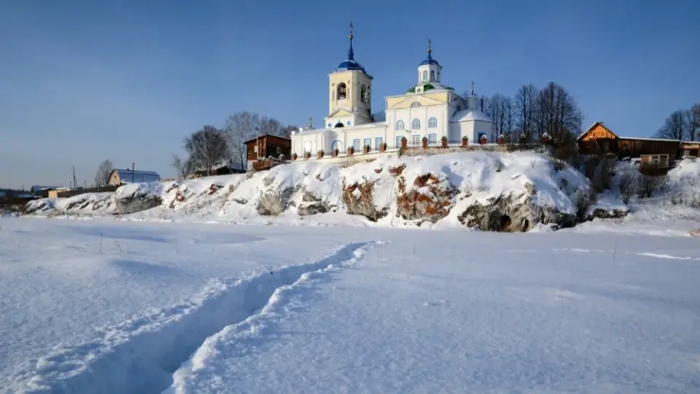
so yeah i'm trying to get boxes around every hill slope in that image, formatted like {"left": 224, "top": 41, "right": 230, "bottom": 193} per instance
{"left": 26, "top": 151, "right": 608, "bottom": 231}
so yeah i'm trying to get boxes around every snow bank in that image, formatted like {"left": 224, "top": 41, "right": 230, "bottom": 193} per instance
{"left": 25, "top": 152, "right": 599, "bottom": 231}
{"left": 24, "top": 193, "right": 115, "bottom": 216}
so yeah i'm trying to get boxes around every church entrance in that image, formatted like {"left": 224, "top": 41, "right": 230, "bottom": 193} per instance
{"left": 332, "top": 140, "right": 344, "bottom": 152}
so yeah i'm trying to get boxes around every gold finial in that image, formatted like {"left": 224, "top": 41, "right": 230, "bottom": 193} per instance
{"left": 471, "top": 81, "right": 475, "bottom": 96}
{"left": 349, "top": 22, "right": 353, "bottom": 40}
{"left": 428, "top": 38, "right": 432, "bottom": 54}
{"left": 308, "top": 117, "right": 313, "bottom": 128}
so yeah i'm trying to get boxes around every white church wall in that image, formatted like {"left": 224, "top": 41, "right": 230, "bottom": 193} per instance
{"left": 474, "top": 121, "right": 492, "bottom": 142}
{"left": 342, "top": 125, "right": 388, "bottom": 151}
{"left": 291, "top": 131, "right": 325, "bottom": 157}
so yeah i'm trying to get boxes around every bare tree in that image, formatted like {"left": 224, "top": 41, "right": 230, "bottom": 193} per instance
{"left": 534, "top": 82, "right": 582, "bottom": 165}
{"left": 185, "top": 126, "right": 230, "bottom": 176}
{"left": 655, "top": 110, "right": 687, "bottom": 140}
{"left": 488, "top": 94, "right": 509, "bottom": 141}
{"left": 94, "top": 159, "right": 114, "bottom": 187}
{"left": 687, "top": 103, "right": 700, "bottom": 141}
{"left": 223, "top": 112, "right": 259, "bottom": 170}
{"left": 170, "top": 154, "right": 194, "bottom": 179}
{"left": 259, "top": 116, "right": 287, "bottom": 137}
{"left": 513, "top": 84, "right": 538, "bottom": 141}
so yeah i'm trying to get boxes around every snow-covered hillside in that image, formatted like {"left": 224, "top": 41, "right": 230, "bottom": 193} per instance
{"left": 26, "top": 151, "right": 611, "bottom": 231}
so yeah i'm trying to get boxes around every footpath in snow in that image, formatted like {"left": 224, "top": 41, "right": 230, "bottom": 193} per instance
{"left": 3, "top": 218, "right": 699, "bottom": 393}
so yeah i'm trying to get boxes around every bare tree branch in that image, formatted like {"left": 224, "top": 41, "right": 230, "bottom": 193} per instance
{"left": 655, "top": 110, "right": 687, "bottom": 140}
{"left": 94, "top": 159, "right": 114, "bottom": 187}
{"left": 185, "top": 126, "right": 230, "bottom": 176}
{"left": 170, "top": 154, "right": 194, "bottom": 179}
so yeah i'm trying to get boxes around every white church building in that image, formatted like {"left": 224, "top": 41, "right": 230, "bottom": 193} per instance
{"left": 290, "top": 26, "right": 493, "bottom": 158}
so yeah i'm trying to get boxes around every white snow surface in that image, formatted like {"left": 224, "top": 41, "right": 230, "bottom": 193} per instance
{"left": 1, "top": 217, "right": 700, "bottom": 393}
{"left": 25, "top": 151, "right": 594, "bottom": 227}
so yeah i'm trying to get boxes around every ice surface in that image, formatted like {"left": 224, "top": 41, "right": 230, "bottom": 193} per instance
{"left": 1, "top": 217, "right": 700, "bottom": 393}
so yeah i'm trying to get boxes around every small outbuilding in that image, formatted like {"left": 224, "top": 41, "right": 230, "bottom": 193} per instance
{"left": 108, "top": 169, "right": 161, "bottom": 185}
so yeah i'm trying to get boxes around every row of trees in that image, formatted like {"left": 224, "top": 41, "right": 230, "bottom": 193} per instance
{"left": 466, "top": 82, "right": 584, "bottom": 145}
{"left": 655, "top": 103, "right": 700, "bottom": 141}
{"left": 172, "top": 112, "right": 299, "bottom": 178}
{"left": 466, "top": 82, "right": 584, "bottom": 165}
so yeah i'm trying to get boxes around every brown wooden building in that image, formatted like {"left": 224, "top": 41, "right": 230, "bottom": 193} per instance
{"left": 577, "top": 122, "right": 681, "bottom": 158}
{"left": 576, "top": 121, "right": 694, "bottom": 174}
{"left": 245, "top": 134, "right": 291, "bottom": 171}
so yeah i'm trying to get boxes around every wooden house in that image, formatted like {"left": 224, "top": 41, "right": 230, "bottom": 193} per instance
{"left": 245, "top": 134, "right": 291, "bottom": 171}
{"left": 577, "top": 122, "right": 680, "bottom": 158}
{"left": 680, "top": 142, "right": 700, "bottom": 158}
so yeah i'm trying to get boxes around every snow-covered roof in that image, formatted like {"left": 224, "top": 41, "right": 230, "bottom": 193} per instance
{"left": 618, "top": 136, "right": 682, "bottom": 143}
{"left": 112, "top": 169, "right": 161, "bottom": 184}
{"left": 295, "top": 122, "right": 387, "bottom": 135}
{"left": 451, "top": 109, "right": 492, "bottom": 123}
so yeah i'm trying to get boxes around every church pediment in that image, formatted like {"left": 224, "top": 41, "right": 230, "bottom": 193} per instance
{"left": 386, "top": 93, "right": 448, "bottom": 109}
{"left": 327, "top": 108, "right": 354, "bottom": 118}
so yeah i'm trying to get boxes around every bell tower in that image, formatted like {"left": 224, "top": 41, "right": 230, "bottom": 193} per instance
{"left": 325, "top": 22, "right": 373, "bottom": 129}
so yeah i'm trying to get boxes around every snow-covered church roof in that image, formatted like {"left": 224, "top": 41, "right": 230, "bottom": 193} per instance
{"left": 452, "top": 109, "right": 492, "bottom": 123}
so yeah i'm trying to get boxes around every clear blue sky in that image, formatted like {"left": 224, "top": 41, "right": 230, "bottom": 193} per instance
{"left": 1, "top": 0, "right": 698, "bottom": 189}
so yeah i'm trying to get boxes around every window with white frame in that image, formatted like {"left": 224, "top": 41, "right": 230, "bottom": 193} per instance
{"left": 364, "top": 138, "right": 371, "bottom": 148}
{"left": 428, "top": 117, "right": 437, "bottom": 128}
{"left": 375, "top": 137, "right": 383, "bottom": 151}
{"left": 353, "top": 139, "right": 361, "bottom": 151}
{"left": 428, "top": 133, "right": 437, "bottom": 145}
{"left": 396, "top": 136, "right": 403, "bottom": 148}
{"left": 422, "top": 70, "right": 427, "bottom": 81}
{"left": 395, "top": 120, "right": 404, "bottom": 131}
{"left": 276, "top": 146, "right": 281, "bottom": 155}
{"left": 411, "top": 102, "right": 422, "bottom": 108}
{"left": 411, "top": 118, "right": 421, "bottom": 130}
{"left": 430, "top": 70, "right": 435, "bottom": 81}
{"left": 411, "top": 135, "right": 420, "bottom": 146}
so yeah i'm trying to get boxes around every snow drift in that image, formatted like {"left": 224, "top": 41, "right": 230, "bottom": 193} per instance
{"left": 25, "top": 151, "right": 613, "bottom": 231}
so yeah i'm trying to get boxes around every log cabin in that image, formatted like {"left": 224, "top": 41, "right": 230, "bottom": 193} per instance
{"left": 245, "top": 134, "right": 292, "bottom": 171}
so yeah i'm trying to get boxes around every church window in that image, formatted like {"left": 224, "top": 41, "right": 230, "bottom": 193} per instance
{"left": 364, "top": 138, "right": 371, "bottom": 148}
{"left": 412, "top": 118, "right": 421, "bottom": 130}
{"left": 395, "top": 136, "right": 403, "bottom": 148}
{"left": 375, "top": 137, "right": 383, "bottom": 151}
{"left": 347, "top": 121, "right": 352, "bottom": 126}
{"left": 353, "top": 139, "right": 361, "bottom": 151}
{"left": 428, "top": 117, "right": 437, "bottom": 128}
{"left": 361, "top": 84, "right": 369, "bottom": 103}
{"left": 411, "top": 134, "right": 420, "bottom": 146}
{"left": 428, "top": 133, "right": 437, "bottom": 145}
{"left": 395, "top": 120, "right": 405, "bottom": 131}
{"left": 337, "top": 83, "right": 347, "bottom": 100}
{"left": 422, "top": 70, "right": 427, "bottom": 82}
{"left": 437, "top": 71, "right": 440, "bottom": 81}
{"left": 411, "top": 102, "right": 422, "bottom": 108}
{"left": 430, "top": 70, "right": 435, "bottom": 81}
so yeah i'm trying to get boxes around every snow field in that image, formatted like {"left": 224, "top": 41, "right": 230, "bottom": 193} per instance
{"left": 2, "top": 217, "right": 700, "bottom": 393}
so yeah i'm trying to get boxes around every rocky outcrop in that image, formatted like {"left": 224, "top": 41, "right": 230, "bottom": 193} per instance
{"left": 297, "top": 191, "right": 331, "bottom": 216}
{"left": 458, "top": 193, "right": 578, "bottom": 232}
{"left": 588, "top": 207, "right": 628, "bottom": 220}
{"left": 257, "top": 187, "right": 294, "bottom": 216}
{"left": 115, "top": 190, "right": 162, "bottom": 215}
{"left": 396, "top": 173, "right": 457, "bottom": 223}
{"left": 342, "top": 180, "right": 387, "bottom": 222}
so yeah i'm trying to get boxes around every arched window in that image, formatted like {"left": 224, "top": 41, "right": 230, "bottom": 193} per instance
{"left": 421, "top": 70, "right": 427, "bottom": 82}
{"left": 337, "top": 83, "right": 347, "bottom": 100}
{"left": 411, "top": 102, "right": 422, "bottom": 108}
{"left": 334, "top": 122, "right": 344, "bottom": 128}
{"left": 437, "top": 71, "right": 440, "bottom": 81}
{"left": 411, "top": 118, "right": 421, "bottom": 130}
{"left": 430, "top": 70, "right": 435, "bottom": 81}
{"left": 360, "top": 84, "right": 368, "bottom": 103}
{"left": 395, "top": 120, "right": 405, "bottom": 131}
{"left": 428, "top": 117, "right": 437, "bottom": 128}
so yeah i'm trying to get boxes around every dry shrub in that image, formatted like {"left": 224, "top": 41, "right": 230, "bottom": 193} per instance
{"left": 574, "top": 188, "right": 597, "bottom": 220}
{"left": 616, "top": 166, "right": 637, "bottom": 204}
{"left": 637, "top": 175, "right": 668, "bottom": 198}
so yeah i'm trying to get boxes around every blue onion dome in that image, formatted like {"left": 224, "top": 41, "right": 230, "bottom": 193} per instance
{"left": 420, "top": 39, "right": 440, "bottom": 66}
{"left": 337, "top": 22, "right": 367, "bottom": 73}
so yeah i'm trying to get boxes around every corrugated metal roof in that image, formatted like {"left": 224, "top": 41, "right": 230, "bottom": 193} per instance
{"left": 112, "top": 169, "right": 161, "bottom": 184}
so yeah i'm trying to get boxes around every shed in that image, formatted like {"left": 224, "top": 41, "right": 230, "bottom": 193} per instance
{"left": 108, "top": 169, "right": 161, "bottom": 185}
{"left": 577, "top": 122, "right": 681, "bottom": 159}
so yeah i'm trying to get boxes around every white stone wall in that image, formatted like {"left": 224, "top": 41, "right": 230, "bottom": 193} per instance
{"left": 385, "top": 104, "right": 448, "bottom": 148}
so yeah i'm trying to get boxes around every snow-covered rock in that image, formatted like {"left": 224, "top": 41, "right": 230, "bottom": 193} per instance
{"left": 24, "top": 193, "right": 115, "bottom": 216}
{"left": 25, "top": 151, "right": 601, "bottom": 231}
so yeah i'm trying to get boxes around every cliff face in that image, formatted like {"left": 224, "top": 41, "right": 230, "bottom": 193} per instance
{"left": 25, "top": 151, "right": 623, "bottom": 231}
